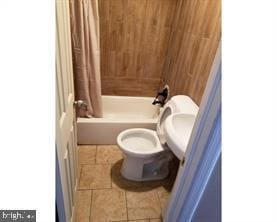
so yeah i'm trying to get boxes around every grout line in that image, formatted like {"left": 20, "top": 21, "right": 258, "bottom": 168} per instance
{"left": 78, "top": 187, "right": 114, "bottom": 191}
{"left": 78, "top": 165, "right": 83, "bottom": 178}
{"left": 79, "top": 163, "right": 115, "bottom": 166}
{"left": 95, "top": 145, "right": 99, "bottom": 164}
{"left": 78, "top": 187, "right": 113, "bottom": 191}
{"left": 94, "top": 147, "right": 96, "bottom": 164}
{"left": 89, "top": 189, "right": 93, "bottom": 222}
{"left": 109, "top": 163, "right": 112, "bottom": 189}
{"left": 124, "top": 189, "right": 129, "bottom": 221}
{"left": 111, "top": 161, "right": 114, "bottom": 189}
{"left": 154, "top": 188, "right": 163, "bottom": 220}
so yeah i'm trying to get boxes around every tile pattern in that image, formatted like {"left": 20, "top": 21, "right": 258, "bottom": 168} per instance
{"left": 78, "top": 145, "right": 97, "bottom": 164}
{"left": 96, "top": 145, "right": 123, "bottom": 164}
{"left": 126, "top": 189, "right": 161, "bottom": 220}
{"left": 91, "top": 188, "right": 127, "bottom": 222}
{"left": 79, "top": 164, "right": 111, "bottom": 189}
{"left": 99, "top": 0, "right": 220, "bottom": 104}
{"left": 99, "top": 0, "right": 178, "bottom": 96}
{"left": 75, "top": 145, "right": 178, "bottom": 222}
{"left": 161, "top": 0, "right": 221, "bottom": 105}
{"left": 75, "top": 190, "right": 92, "bottom": 222}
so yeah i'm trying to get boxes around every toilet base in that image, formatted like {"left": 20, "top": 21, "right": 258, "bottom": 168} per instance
{"left": 120, "top": 151, "right": 173, "bottom": 182}
{"left": 121, "top": 166, "right": 169, "bottom": 182}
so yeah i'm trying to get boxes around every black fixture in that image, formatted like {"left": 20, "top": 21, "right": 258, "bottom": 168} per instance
{"left": 152, "top": 85, "right": 169, "bottom": 107}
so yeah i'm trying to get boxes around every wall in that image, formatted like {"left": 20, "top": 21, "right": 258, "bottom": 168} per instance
{"left": 99, "top": 0, "right": 177, "bottom": 96}
{"left": 161, "top": 0, "right": 221, "bottom": 104}
{"left": 99, "top": 0, "right": 221, "bottom": 102}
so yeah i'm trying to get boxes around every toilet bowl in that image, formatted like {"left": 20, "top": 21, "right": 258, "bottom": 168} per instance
{"left": 117, "top": 128, "right": 173, "bottom": 181}
{"left": 117, "top": 95, "right": 198, "bottom": 181}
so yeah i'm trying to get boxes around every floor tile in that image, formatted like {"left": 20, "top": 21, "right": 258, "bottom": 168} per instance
{"left": 75, "top": 190, "right": 92, "bottom": 222}
{"left": 156, "top": 186, "right": 171, "bottom": 214}
{"left": 113, "top": 220, "right": 149, "bottom": 222}
{"left": 79, "top": 164, "right": 111, "bottom": 189}
{"left": 111, "top": 160, "right": 143, "bottom": 190}
{"left": 128, "top": 220, "right": 150, "bottom": 222}
{"left": 126, "top": 189, "right": 161, "bottom": 220}
{"left": 96, "top": 145, "right": 123, "bottom": 164}
{"left": 90, "top": 188, "right": 127, "bottom": 222}
{"left": 78, "top": 145, "right": 97, "bottom": 164}
{"left": 75, "top": 144, "right": 172, "bottom": 222}
{"left": 149, "top": 219, "right": 162, "bottom": 222}
{"left": 77, "top": 164, "right": 82, "bottom": 181}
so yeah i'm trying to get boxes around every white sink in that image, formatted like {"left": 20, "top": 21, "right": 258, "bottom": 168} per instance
{"left": 164, "top": 113, "right": 196, "bottom": 160}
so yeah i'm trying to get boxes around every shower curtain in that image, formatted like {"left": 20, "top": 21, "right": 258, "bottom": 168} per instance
{"left": 69, "top": 0, "right": 103, "bottom": 117}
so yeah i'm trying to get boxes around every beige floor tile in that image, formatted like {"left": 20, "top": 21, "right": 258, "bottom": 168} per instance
{"left": 79, "top": 164, "right": 111, "bottom": 189}
{"left": 156, "top": 186, "right": 171, "bottom": 214}
{"left": 78, "top": 145, "right": 97, "bottom": 165}
{"left": 111, "top": 160, "right": 143, "bottom": 190}
{"left": 75, "top": 190, "right": 92, "bottom": 222}
{"left": 149, "top": 219, "right": 162, "bottom": 222}
{"left": 128, "top": 220, "right": 150, "bottom": 222}
{"left": 96, "top": 145, "right": 123, "bottom": 164}
{"left": 78, "top": 164, "right": 82, "bottom": 180}
{"left": 112, "top": 220, "right": 149, "bottom": 222}
{"left": 126, "top": 189, "right": 161, "bottom": 220}
{"left": 91, "top": 189, "right": 127, "bottom": 222}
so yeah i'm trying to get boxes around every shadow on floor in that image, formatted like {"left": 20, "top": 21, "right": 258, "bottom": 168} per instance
{"left": 110, "top": 158, "right": 179, "bottom": 192}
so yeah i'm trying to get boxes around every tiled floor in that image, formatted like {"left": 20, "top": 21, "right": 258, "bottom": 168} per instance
{"left": 75, "top": 145, "right": 179, "bottom": 222}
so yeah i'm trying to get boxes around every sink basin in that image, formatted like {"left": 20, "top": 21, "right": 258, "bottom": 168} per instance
{"left": 164, "top": 113, "right": 196, "bottom": 160}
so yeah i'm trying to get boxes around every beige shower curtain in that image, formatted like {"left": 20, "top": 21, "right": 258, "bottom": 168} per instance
{"left": 69, "top": 0, "right": 103, "bottom": 117}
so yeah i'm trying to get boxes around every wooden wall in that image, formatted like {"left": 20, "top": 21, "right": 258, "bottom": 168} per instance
{"left": 99, "top": 0, "right": 221, "bottom": 103}
{"left": 161, "top": 0, "right": 221, "bottom": 105}
{"left": 99, "top": 0, "right": 177, "bottom": 96}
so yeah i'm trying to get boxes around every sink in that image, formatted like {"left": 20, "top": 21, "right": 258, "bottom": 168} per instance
{"left": 164, "top": 113, "right": 196, "bottom": 160}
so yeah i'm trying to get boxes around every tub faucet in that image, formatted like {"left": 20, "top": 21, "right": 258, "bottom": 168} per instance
{"left": 152, "top": 85, "right": 169, "bottom": 107}
{"left": 74, "top": 100, "right": 88, "bottom": 111}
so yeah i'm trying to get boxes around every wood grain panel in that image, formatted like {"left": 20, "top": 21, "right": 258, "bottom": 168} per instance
{"left": 99, "top": 0, "right": 178, "bottom": 96}
{"left": 161, "top": 0, "right": 221, "bottom": 105}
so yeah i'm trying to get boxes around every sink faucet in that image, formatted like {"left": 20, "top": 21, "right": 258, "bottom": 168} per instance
{"left": 152, "top": 85, "right": 169, "bottom": 107}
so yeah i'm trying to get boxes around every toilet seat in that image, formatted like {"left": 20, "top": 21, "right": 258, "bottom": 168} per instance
{"left": 117, "top": 128, "right": 165, "bottom": 158}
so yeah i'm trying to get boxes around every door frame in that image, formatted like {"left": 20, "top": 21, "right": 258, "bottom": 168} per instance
{"left": 164, "top": 43, "right": 221, "bottom": 222}
{"left": 56, "top": 148, "right": 66, "bottom": 222}
{"left": 56, "top": 0, "right": 78, "bottom": 221}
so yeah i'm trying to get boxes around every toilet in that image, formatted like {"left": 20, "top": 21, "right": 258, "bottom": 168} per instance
{"left": 117, "top": 95, "right": 198, "bottom": 181}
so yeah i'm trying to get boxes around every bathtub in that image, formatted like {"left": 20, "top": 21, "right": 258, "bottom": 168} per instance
{"left": 77, "top": 96, "right": 160, "bottom": 144}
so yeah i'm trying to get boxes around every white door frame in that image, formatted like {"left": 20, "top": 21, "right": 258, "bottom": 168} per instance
{"left": 56, "top": 0, "right": 78, "bottom": 221}
{"left": 164, "top": 43, "right": 221, "bottom": 222}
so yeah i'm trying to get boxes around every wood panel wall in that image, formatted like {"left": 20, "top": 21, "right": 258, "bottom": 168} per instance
{"left": 99, "top": 0, "right": 178, "bottom": 96}
{"left": 161, "top": 0, "right": 221, "bottom": 105}
{"left": 99, "top": 0, "right": 221, "bottom": 102}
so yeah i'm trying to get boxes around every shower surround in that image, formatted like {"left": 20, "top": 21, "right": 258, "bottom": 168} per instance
{"left": 99, "top": 0, "right": 221, "bottom": 105}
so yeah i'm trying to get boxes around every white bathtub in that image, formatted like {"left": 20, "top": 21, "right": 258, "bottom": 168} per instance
{"left": 77, "top": 96, "right": 160, "bottom": 144}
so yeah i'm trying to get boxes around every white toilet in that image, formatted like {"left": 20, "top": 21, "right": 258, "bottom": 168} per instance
{"left": 117, "top": 95, "right": 198, "bottom": 181}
